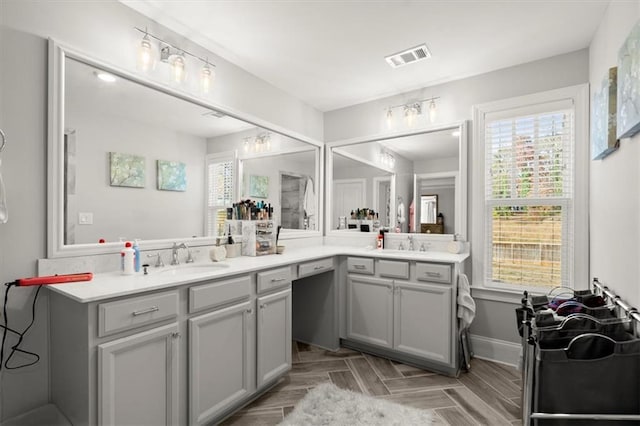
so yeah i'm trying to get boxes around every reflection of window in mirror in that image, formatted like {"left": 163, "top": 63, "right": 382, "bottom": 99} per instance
{"left": 420, "top": 194, "right": 438, "bottom": 224}
{"left": 206, "top": 153, "right": 235, "bottom": 236}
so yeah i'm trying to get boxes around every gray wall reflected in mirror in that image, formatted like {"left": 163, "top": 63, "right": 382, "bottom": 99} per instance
{"left": 61, "top": 55, "right": 319, "bottom": 247}
{"left": 329, "top": 126, "right": 463, "bottom": 235}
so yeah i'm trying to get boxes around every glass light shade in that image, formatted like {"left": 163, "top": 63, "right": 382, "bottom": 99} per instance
{"left": 201, "top": 63, "right": 214, "bottom": 94}
{"left": 429, "top": 100, "right": 437, "bottom": 123}
{"left": 386, "top": 109, "right": 394, "bottom": 130}
{"left": 405, "top": 106, "right": 416, "bottom": 127}
{"left": 170, "top": 54, "right": 186, "bottom": 84}
{"left": 138, "top": 34, "right": 153, "bottom": 72}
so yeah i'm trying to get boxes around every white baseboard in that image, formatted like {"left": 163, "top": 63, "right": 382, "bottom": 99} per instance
{"left": 469, "top": 334, "right": 521, "bottom": 367}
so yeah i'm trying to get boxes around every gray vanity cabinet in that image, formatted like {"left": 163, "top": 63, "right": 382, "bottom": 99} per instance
{"left": 346, "top": 275, "right": 394, "bottom": 348}
{"left": 188, "top": 300, "right": 255, "bottom": 426}
{"left": 255, "top": 267, "right": 293, "bottom": 388}
{"left": 343, "top": 257, "right": 457, "bottom": 375}
{"left": 393, "top": 281, "right": 452, "bottom": 363}
{"left": 98, "top": 323, "right": 180, "bottom": 426}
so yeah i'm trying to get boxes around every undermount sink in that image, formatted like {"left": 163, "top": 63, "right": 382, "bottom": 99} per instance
{"left": 156, "top": 262, "right": 230, "bottom": 275}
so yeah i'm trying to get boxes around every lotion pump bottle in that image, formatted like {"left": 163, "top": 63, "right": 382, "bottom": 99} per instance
{"left": 121, "top": 242, "right": 135, "bottom": 275}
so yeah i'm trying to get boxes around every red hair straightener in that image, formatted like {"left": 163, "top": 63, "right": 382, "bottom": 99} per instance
{"left": 15, "top": 272, "right": 93, "bottom": 286}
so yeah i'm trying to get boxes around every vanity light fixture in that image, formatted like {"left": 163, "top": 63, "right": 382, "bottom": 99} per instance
{"left": 385, "top": 96, "right": 439, "bottom": 128}
{"left": 244, "top": 132, "right": 272, "bottom": 154}
{"left": 134, "top": 27, "right": 216, "bottom": 90}
{"left": 379, "top": 150, "right": 395, "bottom": 168}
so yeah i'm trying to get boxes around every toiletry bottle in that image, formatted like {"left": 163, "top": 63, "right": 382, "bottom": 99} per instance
{"left": 132, "top": 239, "right": 141, "bottom": 273}
{"left": 121, "top": 242, "right": 135, "bottom": 275}
{"left": 377, "top": 231, "right": 384, "bottom": 249}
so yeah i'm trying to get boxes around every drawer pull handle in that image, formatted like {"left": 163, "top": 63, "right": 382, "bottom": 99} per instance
{"left": 313, "top": 266, "right": 325, "bottom": 270}
{"left": 271, "top": 277, "right": 287, "bottom": 283}
{"left": 425, "top": 272, "right": 442, "bottom": 278}
{"left": 132, "top": 306, "right": 159, "bottom": 316}
{"left": 353, "top": 264, "right": 366, "bottom": 270}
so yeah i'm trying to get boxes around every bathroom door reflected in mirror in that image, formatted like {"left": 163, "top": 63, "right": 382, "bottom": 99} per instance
{"left": 49, "top": 42, "right": 321, "bottom": 257}
{"left": 327, "top": 122, "right": 467, "bottom": 238}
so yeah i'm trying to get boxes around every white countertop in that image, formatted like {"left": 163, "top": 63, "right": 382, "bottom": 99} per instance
{"left": 47, "top": 245, "right": 469, "bottom": 303}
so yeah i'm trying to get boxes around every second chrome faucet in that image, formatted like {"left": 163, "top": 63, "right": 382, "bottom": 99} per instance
{"left": 171, "top": 242, "right": 193, "bottom": 265}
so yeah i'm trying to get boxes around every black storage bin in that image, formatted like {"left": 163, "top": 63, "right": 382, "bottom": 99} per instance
{"left": 533, "top": 335, "right": 640, "bottom": 426}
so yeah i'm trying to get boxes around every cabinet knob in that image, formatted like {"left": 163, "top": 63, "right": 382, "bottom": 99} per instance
{"left": 245, "top": 308, "right": 254, "bottom": 314}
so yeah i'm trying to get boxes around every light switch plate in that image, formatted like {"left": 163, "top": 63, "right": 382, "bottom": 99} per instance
{"left": 78, "top": 212, "right": 93, "bottom": 225}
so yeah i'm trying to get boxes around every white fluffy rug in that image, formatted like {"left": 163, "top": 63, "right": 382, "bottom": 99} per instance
{"left": 279, "top": 382, "right": 435, "bottom": 425}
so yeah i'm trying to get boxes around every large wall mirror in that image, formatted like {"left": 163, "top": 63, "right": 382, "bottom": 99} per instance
{"left": 48, "top": 41, "right": 322, "bottom": 257}
{"left": 326, "top": 122, "right": 467, "bottom": 239}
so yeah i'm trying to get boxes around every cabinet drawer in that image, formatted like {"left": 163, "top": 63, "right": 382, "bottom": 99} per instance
{"left": 189, "top": 276, "right": 252, "bottom": 313}
{"left": 378, "top": 260, "right": 409, "bottom": 279}
{"left": 298, "top": 258, "right": 334, "bottom": 278}
{"left": 347, "top": 257, "right": 374, "bottom": 275}
{"left": 257, "top": 267, "right": 292, "bottom": 294}
{"left": 416, "top": 263, "right": 451, "bottom": 284}
{"left": 98, "top": 291, "right": 178, "bottom": 337}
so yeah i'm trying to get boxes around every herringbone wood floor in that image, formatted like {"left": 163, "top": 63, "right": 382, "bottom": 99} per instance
{"left": 222, "top": 341, "right": 522, "bottom": 425}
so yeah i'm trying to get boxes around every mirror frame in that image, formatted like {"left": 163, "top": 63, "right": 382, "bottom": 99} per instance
{"left": 325, "top": 121, "right": 468, "bottom": 239}
{"left": 47, "top": 39, "right": 323, "bottom": 258}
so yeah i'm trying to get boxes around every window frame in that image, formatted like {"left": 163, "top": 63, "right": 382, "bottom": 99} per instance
{"left": 471, "top": 85, "right": 590, "bottom": 294}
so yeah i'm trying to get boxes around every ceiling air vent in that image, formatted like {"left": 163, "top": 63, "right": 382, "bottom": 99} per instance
{"left": 385, "top": 44, "right": 432, "bottom": 68}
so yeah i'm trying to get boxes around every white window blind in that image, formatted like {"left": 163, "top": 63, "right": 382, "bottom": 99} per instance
{"left": 484, "top": 106, "right": 574, "bottom": 289}
{"left": 206, "top": 154, "right": 234, "bottom": 237}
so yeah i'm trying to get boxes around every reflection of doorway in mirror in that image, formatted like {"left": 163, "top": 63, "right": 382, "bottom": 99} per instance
{"left": 333, "top": 179, "right": 365, "bottom": 229}
{"left": 373, "top": 177, "right": 391, "bottom": 227}
{"left": 280, "top": 173, "right": 306, "bottom": 230}
{"left": 420, "top": 194, "right": 438, "bottom": 224}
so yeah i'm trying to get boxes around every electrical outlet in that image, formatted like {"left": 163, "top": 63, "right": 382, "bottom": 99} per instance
{"left": 78, "top": 212, "right": 93, "bottom": 225}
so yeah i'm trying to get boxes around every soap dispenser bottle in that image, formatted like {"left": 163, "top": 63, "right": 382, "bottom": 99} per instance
{"left": 132, "top": 239, "right": 141, "bottom": 273}
{"left": 121, "top": 242, "right": 135, "bottom": 275}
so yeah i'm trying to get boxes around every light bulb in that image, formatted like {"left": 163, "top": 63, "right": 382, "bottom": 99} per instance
{"left": 171, "top": 53, "right": 186, "bottom": 84}
{"left": 429, "top": 100, "right": 437, "bottom": 123}
{"left": 201, "top": 62, "right": 214, "bottom": 94}
{"left": 138, "top": 33, "right": 153, "bottom": 72}
{"left": 405, "top": 106, "right": 416, "bottom": 128}
{"left": 386, "top": 108, "right": 394, "bottom": 130}
{"left": 244, "top": 139, "right": 250, "bottom": 153}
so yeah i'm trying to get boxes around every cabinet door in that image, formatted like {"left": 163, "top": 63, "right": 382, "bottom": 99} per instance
{"left": 346, "top": 275, "right": 393, "bottom": 348}
{"left": 98, "top": 322, "right": 179, "bottom": 426}
{"left": 189, "top": 301, "right": 255, "bottom": 425}
{"left": 394, "top": 282, "right": 452, "bottom": 363}
{"left": 257, "top": 288, "right": 292, "bottom": 388}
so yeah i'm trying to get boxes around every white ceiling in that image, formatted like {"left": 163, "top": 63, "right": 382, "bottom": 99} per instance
{"left": 121, "top": 0, "right": 609, "bottom": 112}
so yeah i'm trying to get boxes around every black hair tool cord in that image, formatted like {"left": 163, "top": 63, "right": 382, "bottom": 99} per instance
{"left": 0, "top": 282, "right": 42, "bottom": 371}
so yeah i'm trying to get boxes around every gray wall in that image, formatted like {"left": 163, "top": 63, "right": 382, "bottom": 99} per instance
{"left": 325, "top": 49, "right": 590, "bottom": 345}
{"left": 589, "top": 1, "right": 640, "bottom": 309}
{"left": 0, "top": 0, "right": 322, "bottom": 420}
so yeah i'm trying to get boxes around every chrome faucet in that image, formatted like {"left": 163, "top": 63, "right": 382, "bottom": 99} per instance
{"left": 420, "top": 242, "right": 430, "bottom": 252}
{"left": 171, "top": 242, "right": 189, "bottom": 265}
{"left": 398, "top": 241, "right": 405, "bottom": 251}
{"left": 408, "top": 235, "right": 414, "bottom": 251}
